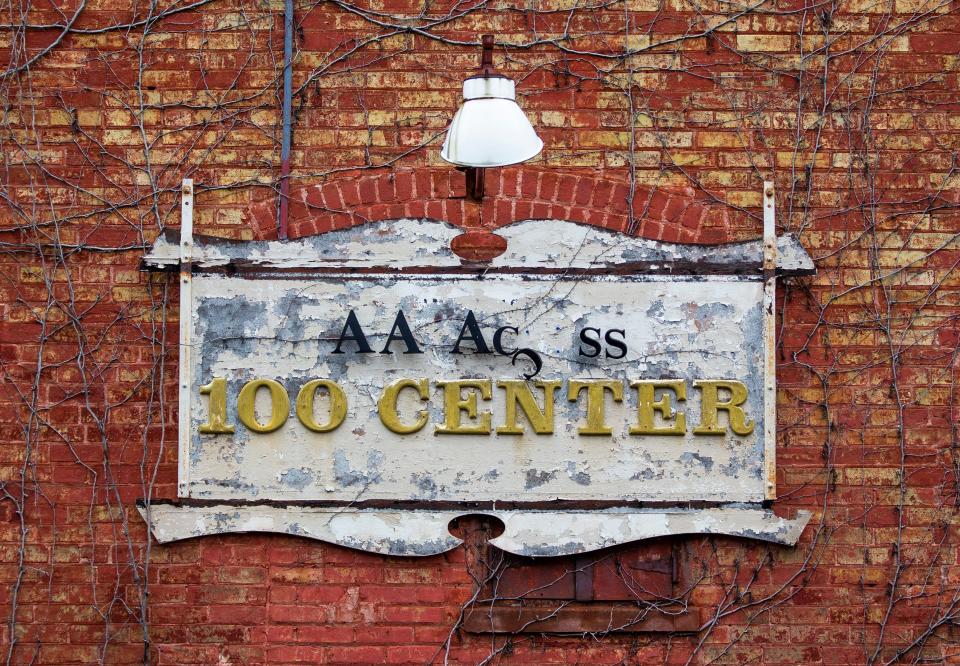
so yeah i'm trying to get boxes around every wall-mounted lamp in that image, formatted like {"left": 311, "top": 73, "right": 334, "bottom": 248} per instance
{"left": 441, "top": 35, "right": 542, "bottom": 200}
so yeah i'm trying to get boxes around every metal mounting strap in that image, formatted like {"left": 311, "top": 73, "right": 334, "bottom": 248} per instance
{"left": 178, "top": 179, "right": 194, "bottom": 498}
{"left": 763, "top": 180, "right": 778, "bottom": 501}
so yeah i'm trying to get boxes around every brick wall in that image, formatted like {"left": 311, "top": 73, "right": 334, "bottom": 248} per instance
{"left": 0, "top": 0, "right": 959, "bottom": 663}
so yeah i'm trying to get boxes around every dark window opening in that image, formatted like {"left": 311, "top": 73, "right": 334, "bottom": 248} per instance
{"left": 452, "top": 517, "right": 697, "bottom": 634}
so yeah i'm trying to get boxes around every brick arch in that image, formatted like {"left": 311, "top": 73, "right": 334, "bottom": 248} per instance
{"left": 247, "top": 167, "right": 737, "bottom": 244}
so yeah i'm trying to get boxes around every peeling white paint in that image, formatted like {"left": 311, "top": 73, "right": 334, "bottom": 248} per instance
{"left": 138, "top": 503, "right": 811, "bottom": 556}
{"left": 142, "top": 218, "right": 815, "bottom": 275}
{"left": 187, "top": 274, "right": 767, "bottom": 503}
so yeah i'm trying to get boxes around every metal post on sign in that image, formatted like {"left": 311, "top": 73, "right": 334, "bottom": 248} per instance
{"left": 178, "top": 179, "right": 194, "bottom": 498}
{"left": 762, "top": 180, "right": 777, "bottom": 501}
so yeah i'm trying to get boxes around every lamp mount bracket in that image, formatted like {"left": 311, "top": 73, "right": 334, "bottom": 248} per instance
{"left": 478, "top": 34, "right": 498, "bottom": 77}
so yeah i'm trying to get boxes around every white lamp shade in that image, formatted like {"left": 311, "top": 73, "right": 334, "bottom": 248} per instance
{"left": 440, "top": 76, "right": 543, "bottom": 168}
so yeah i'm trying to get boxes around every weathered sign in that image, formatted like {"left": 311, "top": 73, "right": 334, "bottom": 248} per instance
{"left": 140, "top": 180, "right": 816, "bottom": 556}
{"left": 186, "top": 275, "right": 766, "bottom": 504}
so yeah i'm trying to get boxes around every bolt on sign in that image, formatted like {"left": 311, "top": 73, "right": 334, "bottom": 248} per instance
{"left": 140, "top": 180, "right": 816, "bottom": 557}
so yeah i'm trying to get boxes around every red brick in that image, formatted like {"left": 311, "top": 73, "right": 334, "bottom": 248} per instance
{"left": 3, "top": 6, "right": 955, "bottom": 663}
{"left": 326, "top": 646, "right": 388, "bottom": 664}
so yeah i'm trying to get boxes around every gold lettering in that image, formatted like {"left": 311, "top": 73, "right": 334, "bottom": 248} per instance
{"left": 630, "top": 380, "right": 686, "bottom": 435}
{"left": 693, "top": 380, "right": 754, "bottom": 436}
{"left": 237, "top": 378, "right": 290, "bottom": 433}
{"left": 435, "top": 380, "right": 492, "bottom": 435}
{"left": 198, "top": 377, "right": 235, "bottom": 434}
{"left": 567, "top": 380, "right": 623, "bottom": 435}
{"left": 496, "top": 381, "right": 560, "bottom": 435}
{"left": 295, "top": 379, "right": 347, "bottom": 433}
{"left": 378, "top": 378, "right": 429, "bottom": 434}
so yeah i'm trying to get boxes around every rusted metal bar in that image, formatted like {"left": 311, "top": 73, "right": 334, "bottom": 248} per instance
{"left": 574, "top": 555, "right": 593, "bottom": 601}
{"left": 142, "top": 497, "right": 786, "bottom": 511}
{"left": 186, "top": 262, "right": 772, "bottom": 279}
